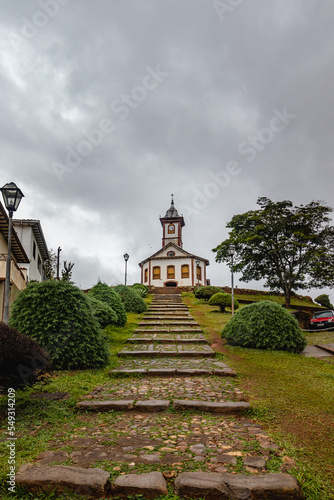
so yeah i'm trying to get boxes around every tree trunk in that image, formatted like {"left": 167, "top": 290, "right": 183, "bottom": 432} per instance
{"left": 284, "top": 289, "right": 291, "bottom": 309}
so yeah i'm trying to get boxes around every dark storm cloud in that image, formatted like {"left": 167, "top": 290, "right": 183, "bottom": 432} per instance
{"left": 0, "top": 0, "right": 333, "bottom": 296}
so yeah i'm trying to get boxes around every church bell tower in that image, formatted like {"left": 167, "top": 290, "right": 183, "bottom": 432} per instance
{"left": 159, "top": 195, "right": 185, "bottom": 248}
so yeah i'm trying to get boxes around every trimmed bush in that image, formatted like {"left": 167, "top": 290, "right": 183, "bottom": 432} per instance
{"left": 194, "top": 286, "right": 222, "bottom": 300}
{"left": 86, "top": 295, "right": 118, "bottom": 328}
{"left": 0, "top": 323, "right": 51, "bottom": 391}
{"left": 208, "top": 292, "right": 239, "bottom": 312}
{"left": 114, "top": 285, "right": 147, "bottom": 313}
{"left": 88, "top": 282, "right": 127, "bottom": 326}
{"left": 9, "top": 281, "right": 110, "bottom": 370}
{"left": 132, "top": 283, "right": 149, "bottom": 298}
{"left": 315, "top": 294, "right": 333, "bottom": 309}
{"left": 222, "top": 300, "right": 307, "bottom": 353}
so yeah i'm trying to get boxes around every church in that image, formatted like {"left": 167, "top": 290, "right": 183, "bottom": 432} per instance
{"left": 139, "top": 196, "right": 209, "bottom": 288}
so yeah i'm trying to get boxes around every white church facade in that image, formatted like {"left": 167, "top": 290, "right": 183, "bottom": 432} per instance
{"left": 139, "top": 197, "right": 209, "bottom": 288}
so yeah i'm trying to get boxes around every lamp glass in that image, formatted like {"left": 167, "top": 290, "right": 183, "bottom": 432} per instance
{"left": 228, "top": 244, "right": 236, "bottom": 256}
{"left": 123, "top": 253, "right": 129, "bottom": 261}
{"left": 1, "top": 182, "right": 24, "bottom": 212}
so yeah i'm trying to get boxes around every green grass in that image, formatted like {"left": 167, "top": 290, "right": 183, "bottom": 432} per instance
{"left": 233, "top": 293, "right": 320, "bottom": 308}
{"left": 182, "top": 291, "right": 334, "bottom": 500}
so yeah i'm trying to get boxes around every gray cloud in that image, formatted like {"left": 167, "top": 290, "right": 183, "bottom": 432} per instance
{"left": 1, "top": 0, "right": 333, "bottom": 300}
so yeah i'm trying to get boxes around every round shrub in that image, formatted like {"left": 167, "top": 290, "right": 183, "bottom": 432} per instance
{"left": 0, "top": 323, "right": 51, "bottom": 391}
{"left": 88, "top": 282, "right": 127, "bottom": 326}
{"left": 195, "top": 286, "right": 222, "bottom": 300}
{"left": 222, "top": 300, "right": 307, "bottom": 353}
{"left": 208, "top": 292, "right": 239, "bottom": 312}
{"left": 114, "top": 285, "right": 147, "bottom": 313}
{"left": 9, "top": 281, "right": 110, "bottom": 370}
{"left": 86, "top": 295, "right": 118, "bottom": 328}
{"left": 132, "top": 283, "right": 149, "bottom": 298}
{"left": 315, "top": 294, "right": 333, "bottom": 309}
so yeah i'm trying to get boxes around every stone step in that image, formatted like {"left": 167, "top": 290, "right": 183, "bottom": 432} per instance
{"left": 135, "top": 328, "right": 203, "bottom": 333}
{"left": 142, "top": 313, "right": 193, "bottom": 321}
{"left": 110, "top": 368, "right": 237, "bottom": 377}
{"left": 76, "top": 399, "right": 249, "bottom": 414}
{"left": 118, "top": 350, "right": 215, "bottom": 358}
{"left": 16, "top": 465, "right": 301, "bottom": 499}
{"left": 139, "top": 321, "right": 199, "bottom": 326}
{"left": 172, "top": 400, "right": 250, "bottom": 413}
{"left": 127, "top": 337, "right": 209, "bottom": 344}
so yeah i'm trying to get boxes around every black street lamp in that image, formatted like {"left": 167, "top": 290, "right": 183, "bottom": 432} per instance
{"left": 123, "top": 253, "right": 129, "bottom": 286}
{"left": 1, "top": 182, "right": 24, "bottom": 324}
{"left": 228, "top": 244, "right": 236, "bottom": 315}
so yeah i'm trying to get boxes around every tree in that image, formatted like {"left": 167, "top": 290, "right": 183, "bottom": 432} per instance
{"left": 213, "top": 197, "right": 334, "bottom": 308}
{"left": 61, "top": 261, "right": 74, "bottom": 282}
{"left": 43, "top": 249, "right": 57, "bottom": 280}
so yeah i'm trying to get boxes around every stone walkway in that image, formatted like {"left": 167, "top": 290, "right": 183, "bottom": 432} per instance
{"left": 17, "top": 294, "right": 303, "bottom": 499}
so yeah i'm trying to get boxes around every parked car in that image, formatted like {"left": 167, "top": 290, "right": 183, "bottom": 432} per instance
{"left": 310, "top": 310, "right": 334, "bottom": 330}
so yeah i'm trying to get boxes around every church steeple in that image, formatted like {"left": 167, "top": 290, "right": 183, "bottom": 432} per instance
{"left": 159, "top": 195, "right": 185, "bottom": 248}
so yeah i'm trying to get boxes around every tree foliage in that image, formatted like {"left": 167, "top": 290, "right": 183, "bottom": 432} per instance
{"left": 314, "top": 294, "right": 333, "bottom": 309}
{"left": 114, "top": 285, "right": 147, "bottom": 313}
{"left": 222, "top": 300, "right": 307, "bottom": 353}
{"left": 208, "top": 292, "right": 239, "bottom": 312}
{"left": 213, "top": 197, "right": 334, "bottom": 308}
{"left": 194, "top": 286, "right": 222, "bottom": 300}
{"left": 88, "top": 282, "right": 127, "bottom": 326}
{"left": 86, "top": 295, "right": 118, "bottom": 328}
{"left": 9, "top": 281, "right": 109, "bottom": 370}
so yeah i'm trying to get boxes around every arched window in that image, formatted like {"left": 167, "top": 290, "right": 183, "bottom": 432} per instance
{"left": 196, "top": 265, "right": 202, "bottom": 281}
{"left": 144, "top": 268, "right": 148, "bottom": 282}
{"left": 153, "top": 266, "right": 161, "bottom": 279}
{"left": 167, "top": 251, "right": 175, "bottom": 257}
{"left": 167, "top": 265, "right": 175, "bottom": 279}
{"left": 181, "top": 264, "right": 189, "bottom": 278}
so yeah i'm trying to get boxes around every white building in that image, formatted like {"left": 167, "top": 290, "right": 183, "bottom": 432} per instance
{"left": 13, "top": 219, "right": 49, "bottom": 282}
{"left": 0, "top": 203, "right": 29, "bottom": 320}
{"left": 139, "top": 197, "right": 209, "bottom": 288}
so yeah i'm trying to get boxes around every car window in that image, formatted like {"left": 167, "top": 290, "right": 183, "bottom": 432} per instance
{"left": 313, "top": 311, "right": 333, "bottom": 319}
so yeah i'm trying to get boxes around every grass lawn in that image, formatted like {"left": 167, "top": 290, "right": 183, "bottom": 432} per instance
{"left": 182, "top": 292, "right": 334, "bottom": 500}
{"left": 233, "top": 293, "right": 321, "bottom": 309}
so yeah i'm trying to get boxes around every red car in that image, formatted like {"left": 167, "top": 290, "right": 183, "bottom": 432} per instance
{"left": 310, "top": 310, "right": 334, "bottom": 330}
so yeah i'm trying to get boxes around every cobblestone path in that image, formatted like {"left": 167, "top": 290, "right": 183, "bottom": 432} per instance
{"left": 17, "top": 294, "right": 302, "bottom": 499}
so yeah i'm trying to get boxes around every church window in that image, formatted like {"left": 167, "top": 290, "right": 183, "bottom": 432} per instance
{"left": 144, "top": 268, "right": 148, "bottom": 282}
{"left": 167, "top": 251, "right": 175, "bottom": 257}
{"left": 181, "top": 264, "right": 189, "bottom": 278}
{"left": 196, "top": 265, "right": 202, "bottom": 281}
{"left": 153, "top": 266, "right": 161, "bottom": 279}
{"left": 167, "top": 265, "right": 175, "bottom": 279}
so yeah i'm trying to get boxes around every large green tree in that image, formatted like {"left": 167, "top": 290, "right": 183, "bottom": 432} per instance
{"left": 213, "top": 197, "right": 334, "bottom": 308}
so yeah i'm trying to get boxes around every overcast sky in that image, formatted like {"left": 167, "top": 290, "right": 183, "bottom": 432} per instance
{"left": 1, "top": 0, "right": 334, "bottom": 298}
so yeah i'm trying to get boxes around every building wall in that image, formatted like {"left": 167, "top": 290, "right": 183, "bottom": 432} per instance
{"left": 14, "top": 225, "right": 44, "bottom": 281}
{"left": 142, "top": 256, "right": 206, "bottom": 287}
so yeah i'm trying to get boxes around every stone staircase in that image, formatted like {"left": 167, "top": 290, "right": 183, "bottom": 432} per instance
{"left": 16, "top": 294, "right": 303, "bottom": 499}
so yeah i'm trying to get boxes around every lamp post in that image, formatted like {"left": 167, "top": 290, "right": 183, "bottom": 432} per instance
{"left": 0, "top": 182, "right": 24, "bottom": 325}
{"left": 123, "top": 253, "right": 129, "bottom": 286}
{"left": 195, "top": 259, "right": 200, "bottom": 289}
{"left": 228, "top": 244, "right": 236, "bottom": 316}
